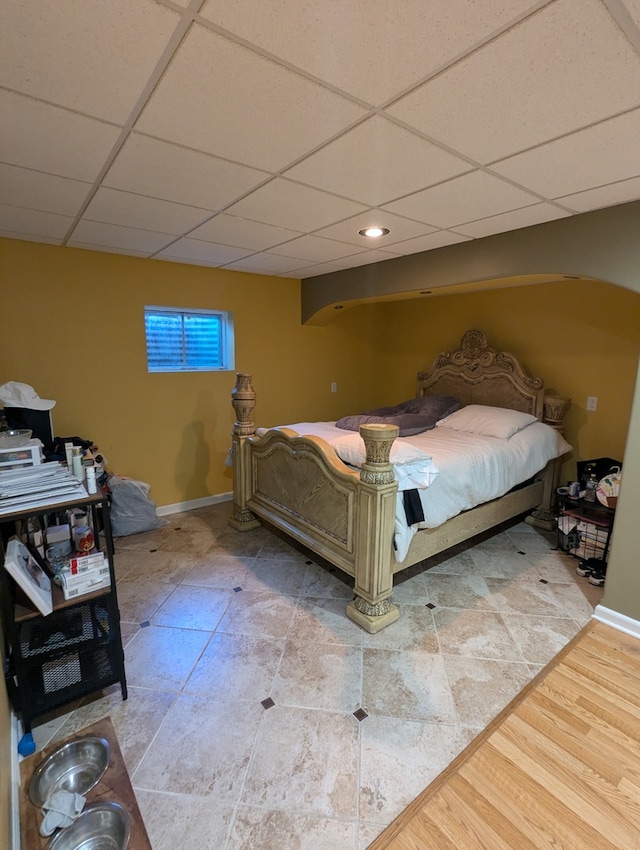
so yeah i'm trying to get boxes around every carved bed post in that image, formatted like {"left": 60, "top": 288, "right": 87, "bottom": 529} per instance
{"left": 526, "top": 394, "right": 572, "bottom": 531}
{"left": 228, "top": 373, "right": 261, "bottom": 532}
{"left": 346, "top": 424, "right": 401, "bottom": 633}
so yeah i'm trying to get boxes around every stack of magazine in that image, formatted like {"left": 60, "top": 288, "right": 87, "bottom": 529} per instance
{"left": 0, "top": 462, "right": 88, "bottom": 517}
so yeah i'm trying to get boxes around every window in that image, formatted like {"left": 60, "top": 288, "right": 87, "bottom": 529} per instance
{"left": 144, "top": 306, "right": 235, "bottom": 373}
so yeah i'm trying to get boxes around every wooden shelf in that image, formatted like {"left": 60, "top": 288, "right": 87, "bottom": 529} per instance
{"left": 1, "top": 485, "right": 126, "bottom": 733}
{"left": 13, "top": 579, "right": 111, "bottom": 623}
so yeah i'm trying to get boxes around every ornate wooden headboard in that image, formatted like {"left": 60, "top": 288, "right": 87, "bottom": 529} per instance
{"left": 416, "top": 329, "right": 545, "bottom": 419}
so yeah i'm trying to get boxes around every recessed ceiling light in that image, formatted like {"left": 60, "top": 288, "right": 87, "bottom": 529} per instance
{"left": 358, "top": 226, "right": 390, "bottom": 238}
{"left": 334, "top": 305, "right": 344, "bottom": 310}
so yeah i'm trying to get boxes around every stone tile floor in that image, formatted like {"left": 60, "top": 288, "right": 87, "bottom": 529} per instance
{"left": 29, "top": 502, "right": 602, "bottom": 849}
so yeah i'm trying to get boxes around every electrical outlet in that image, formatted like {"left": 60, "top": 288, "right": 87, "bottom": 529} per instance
{"left": 331, "top": 382, "right": 337, "bottom": 393}
{"left": 586, "top": 396, "right": 598, "bottom": 411}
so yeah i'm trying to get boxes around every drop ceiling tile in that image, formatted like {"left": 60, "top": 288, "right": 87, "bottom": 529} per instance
{"left": 257, "top": 253, "right": 317, "bottom": 273}
{"left": 223, "top": 253, "right": 306, "bottom": 275}
{"left": 326, "top": 249, "right": 403, "bottom": 269}
{"left": 294, "top": 261, "right": 350, "bottom": 278}
{"left": 315, "top": 211, "right": 437, "bottom": 247}
{"left": 558, "top": 176, "right": 640, "bottom": 213}
{"left": 284, "top": 116, "right": 472, "bottom": 206}
{"left": 388, "top": 0, "right": 640, "bottom": 162}
{"left": 226, "top": 178, "right": 367, "bottom": 233}
{"left": 491, "top": 110, "right": 640, "bottom": 199}
{"left": 0, "top": 230, "right": 60, "bottom": 246}
{"left": 83, "top": 187, "right": 213, "bottom": 235}
{"left": 269, "top": 235, "right": 366, "bottom": 263}
{"left": 72, "top": 243, "right": 153, "bottom": 259}
{"left": 0, "top": 0, "right": 180, "bottom": 123}
{"left": 340, "top": 249, "right": 402, "bottom": 267}
{"left": 0, "top": 164, "right": 91, "bottom": 216}
{"left": 386, "top": 231, "right": 470, "bottom": 255}
{"left": 104, "top": 135, "right": 269, "bottom": 211}
{"left": 155, "top": 238, "right": 251, "bottom": 265}
{"left": 382, "top": 171, "right": 539, "bottom": 228}
{"left": 189, "top": 214, "right": 302, "bottom": 251}
{"left": 68, "top": 221, "right": 174, "bottom": 253}
{"left": 299, "top": 251, "right": 401, "bottom": 275}
{"left": 153, "top": 254, "right": 224, "bottom": 269}
{"left": 2, "top": 0, "right": 640, "bottom": 279}
{"left": 0, "top": 91, "right": 122, "bottom": 182}
{"left": 0, "top": 204, "right": 73, "bottom": 240}
{"left": 200, "top": 0, "right": 534, "bottom": 104}
{"left": 136, "top": 23, "right": 367, "bottom": 172}
{"left": 454, "top": 203, "right": 570, "bottom": 239}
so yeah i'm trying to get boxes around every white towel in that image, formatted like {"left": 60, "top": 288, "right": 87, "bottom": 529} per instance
{"left": 39, "top": 789, "right": 86, "bottom": 836}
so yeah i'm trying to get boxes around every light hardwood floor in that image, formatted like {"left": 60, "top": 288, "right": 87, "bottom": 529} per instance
{"left": 368, "top": 620, "right": 640, "bottom": 849}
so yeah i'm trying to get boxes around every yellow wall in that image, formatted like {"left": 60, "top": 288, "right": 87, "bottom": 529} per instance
{"left": 0, "top": 238, "right": 378, "bottom": 507}
{"left": 369, "top": 280, "right": 640, "bottom": 484}
{"left": 1, "top": 238, "right": 637, "bottom": 504}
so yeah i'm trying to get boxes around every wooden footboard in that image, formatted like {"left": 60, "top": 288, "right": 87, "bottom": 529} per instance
{"left": 230, "top": 374, "right": 402, "bottom": 632}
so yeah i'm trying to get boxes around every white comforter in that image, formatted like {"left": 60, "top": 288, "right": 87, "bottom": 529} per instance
{"left": 262, "top": 421, "right": 570, "bottom": 562}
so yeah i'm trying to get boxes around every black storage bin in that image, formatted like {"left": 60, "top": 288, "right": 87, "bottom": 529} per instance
{"left": 3, "top": 406, "right": 54, "bottom": 450}
{"left": 15, "top": 599, "right": 119, "bottom": 721}
{"left": 576, "top": 457, "right": 622, "bottom": 487}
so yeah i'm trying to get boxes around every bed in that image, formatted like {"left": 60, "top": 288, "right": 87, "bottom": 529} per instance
{"left": 228, "top": 330, "right": 570, "bottom": 633}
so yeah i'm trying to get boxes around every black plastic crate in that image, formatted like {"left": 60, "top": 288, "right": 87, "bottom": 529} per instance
{"left": 17, "top": 639, "right": 120, "bottom": 713}
{"left": 19, "top": 600, "right": 110, "bottom": 659}
{"left": 576, "top": 457, "right": 622, "bottom": 487}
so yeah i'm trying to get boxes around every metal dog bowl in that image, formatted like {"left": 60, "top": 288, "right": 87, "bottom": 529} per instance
{"left": 29, "top": 737, "right": 111, "bottom": 807}
{"left": 45, "top": 802, "right": 131, "bottom": 850}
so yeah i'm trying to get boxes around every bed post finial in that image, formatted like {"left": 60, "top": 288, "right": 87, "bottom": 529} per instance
{"left": 231, "top": 372, "right": 256, "bottom": 436}
{"left": 229, "top": 373, "right": 260, "bottom": 532}
{"left": 358, "top": 423, "right": 399, "bottom": 485}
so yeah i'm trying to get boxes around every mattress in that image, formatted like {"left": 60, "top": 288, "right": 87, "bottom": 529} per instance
{"left": 265, "top": 419, "right": 571, "bottom": 562}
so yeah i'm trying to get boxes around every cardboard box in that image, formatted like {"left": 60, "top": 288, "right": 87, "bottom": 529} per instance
{"left": 60, "top": 561, "right": 110, "bottom": 599}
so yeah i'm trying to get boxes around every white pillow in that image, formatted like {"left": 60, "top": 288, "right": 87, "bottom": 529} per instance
{"left": 436, "top": 404, "right": 537, "bottom": 439}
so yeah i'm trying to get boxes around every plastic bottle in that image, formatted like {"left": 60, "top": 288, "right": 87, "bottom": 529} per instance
{"left": 85, "top": 465, "right": 97, "bottom": 494}
{"left": 64, "top": 441, "right": 74, "bottom": 467}
{"left": 584, "top": 471, "right": 598, "bottom": 502}
{"left": 71, "top": 446, "right": 84, "bottom": 481}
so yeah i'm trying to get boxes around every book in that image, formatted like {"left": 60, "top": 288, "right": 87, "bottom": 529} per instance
{"left": 3, "top": 536, "right": 53, "bottom": 616}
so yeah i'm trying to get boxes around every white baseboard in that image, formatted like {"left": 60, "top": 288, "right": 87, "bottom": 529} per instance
{"left": 156, "top": 492, "right": 232, "bottom": 517}
{"left": 592, "top": 604, "right": 640, "bottom": 640}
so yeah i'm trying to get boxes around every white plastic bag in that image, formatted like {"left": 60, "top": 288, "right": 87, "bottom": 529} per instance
{"left": 108, "top": 475, "right": 166, "bottom": 537}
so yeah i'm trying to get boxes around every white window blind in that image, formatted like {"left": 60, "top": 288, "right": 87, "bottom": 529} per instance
{"left": 144, "top": 306, "right": 234, "bottom": 373}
